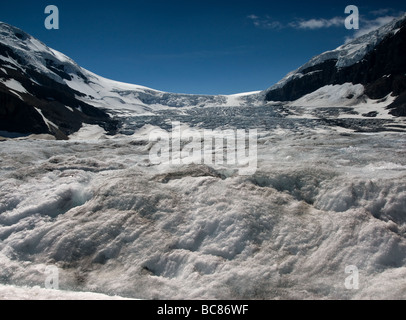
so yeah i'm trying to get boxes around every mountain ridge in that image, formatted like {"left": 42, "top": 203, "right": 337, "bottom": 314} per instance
{"left": 1, "top": 14, "right": 406, "bottom": 139}
{"left": 264, "top": 13, "right": 406, "bottom": 116}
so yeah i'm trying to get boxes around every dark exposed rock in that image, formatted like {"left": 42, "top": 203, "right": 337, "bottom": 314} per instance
{"left": 0, "top": 88, "right": 49, "bottom": 135}
{"left": 387, "top": 91, "right": 406, "bottom": 116}
{"left": 362, "top": 111, "right": 378, "bottom": 118}
{"left": 0, "top": 60, "right": 118, "bottom": 139}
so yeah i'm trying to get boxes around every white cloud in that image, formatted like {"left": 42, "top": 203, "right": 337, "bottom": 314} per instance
{"left": 248, "top": 15, "right": 344, "bottom": 30}
{"left": 246, "top": 14, "right": 283, "bottom": 29}
{"left": 247, "top": 14, "right": 259, "bottom": 20}
{"left": 248, "top": 10, "right": 404, "bottom": 37}
{"left": 291, "top": 17, "right": 344, "bottom": 29}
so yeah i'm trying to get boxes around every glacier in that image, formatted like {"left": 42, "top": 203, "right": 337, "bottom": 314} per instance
{"left": 1, "top": 122, "right": 405, "bottom": 299}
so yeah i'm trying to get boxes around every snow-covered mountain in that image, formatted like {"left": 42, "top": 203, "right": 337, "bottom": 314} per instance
{"left": 265, "top": 13, "right": 406, "bottom": 117}
{"left": 2, "top": 14, "right": 406, "bottom": 139}
{"left": 0, "top": 22, "right": 257, "bottom": 139}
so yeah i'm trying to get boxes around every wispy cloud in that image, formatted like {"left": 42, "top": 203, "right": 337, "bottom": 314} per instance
{"left": 247, "top": 14, "right": 344, "bottom": 30}
{"left": 247, "top": 15, "right": 283, "bottom": 29}
{"left": 247, "top": 9, "right": 403, "bottom": 35}
{"left": 289, "top": 17, "right": 344, "bottom": 29}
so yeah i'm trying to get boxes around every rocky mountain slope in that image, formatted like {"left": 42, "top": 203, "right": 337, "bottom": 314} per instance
{"left": 264, "top": 14, "right": 406, "bottom": 116}
{"left": 0, "top": 22, "right": 252, "bottom": 139}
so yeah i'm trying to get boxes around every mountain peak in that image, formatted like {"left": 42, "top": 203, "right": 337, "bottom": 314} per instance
{"left": 267, "top": 14, "right": 406, "bottom": 93}
{"left": 265, "top": 13, "right": 406, "bottom": 116}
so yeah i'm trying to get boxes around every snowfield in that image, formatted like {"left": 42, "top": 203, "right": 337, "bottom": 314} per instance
{"left": 288, "top": 83, "right": 398, "bottom": 119}
{"left": 1, "top": 122, "right": 405, "bottom": 299}
{"left": 0, "top": 284, "right": 134, "bottom": 300}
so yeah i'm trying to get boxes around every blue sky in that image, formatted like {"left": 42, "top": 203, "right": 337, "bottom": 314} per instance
{"left": 0, "top": 0, "right": 405, "bottom": 94}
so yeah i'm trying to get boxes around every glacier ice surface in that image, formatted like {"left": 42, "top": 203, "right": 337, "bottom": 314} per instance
{"left": 0, "top": 123, "right": 405, "bottom": 299}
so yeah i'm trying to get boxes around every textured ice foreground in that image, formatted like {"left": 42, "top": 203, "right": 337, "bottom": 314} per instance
{"left": 0, "top": 125, "right": 405, "bottom": 299}
{"left": 0, "top": 284, "right": 133, "bottom": 300}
